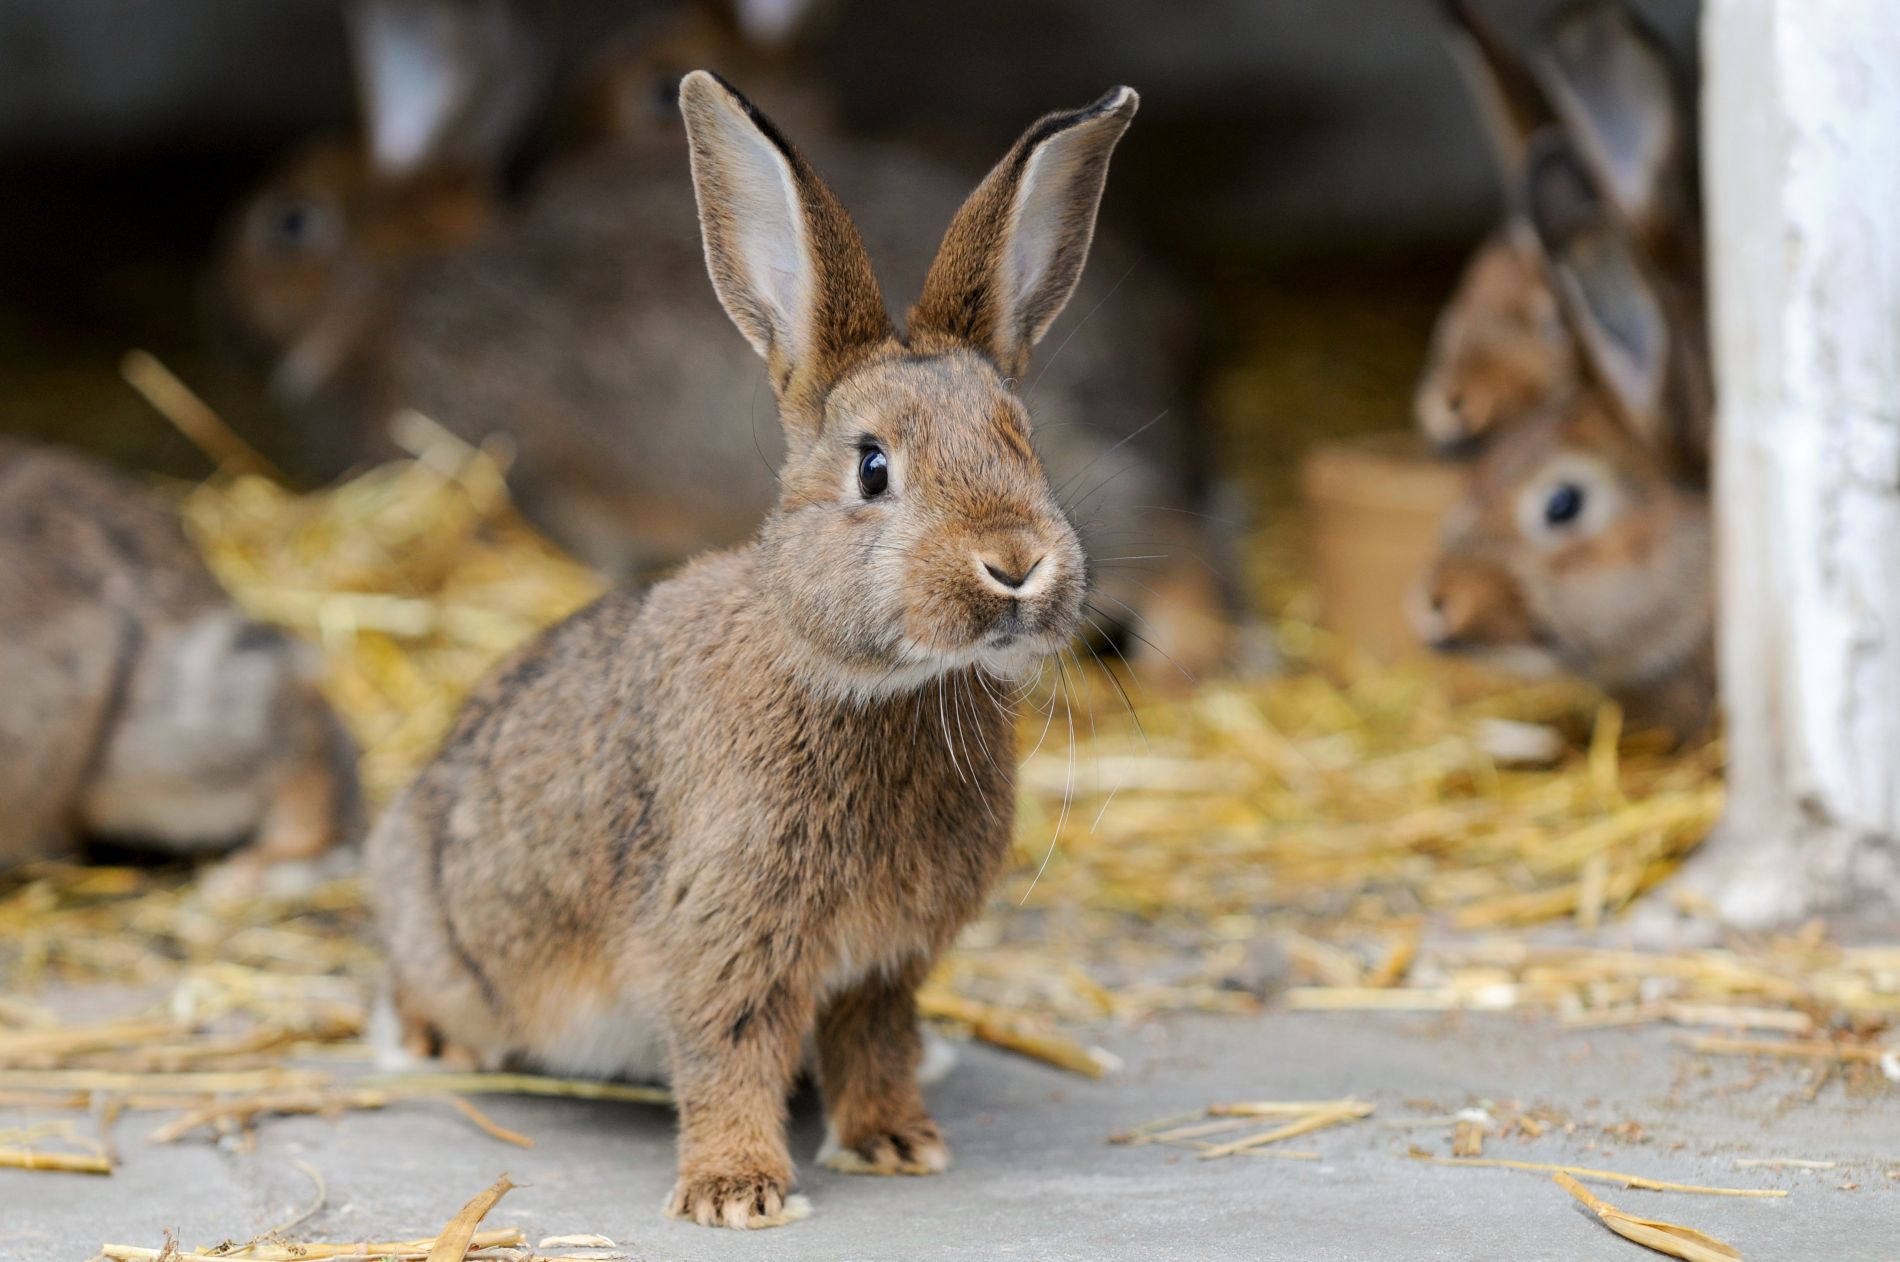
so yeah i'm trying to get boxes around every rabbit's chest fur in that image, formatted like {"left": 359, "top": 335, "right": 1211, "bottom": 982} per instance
{"left": 380, "top": 551, "right": 1016, "bottom": 1072}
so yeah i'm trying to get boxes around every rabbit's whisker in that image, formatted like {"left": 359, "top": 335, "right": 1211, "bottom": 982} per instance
{"left": 1063, "top": 642, "right": 1102, "bottom": 822}
{"left": 1077, "top": 614, "right": 1149, "bottom": 750}
{"left": 1021, "top": 662, "right": 1061, "bottom": 764}
{"left": 973, "top": 664, "right": 1012, "bottom": 715}
{"left": 1132, "top": 503, "right": 1242, "bottom": 528}
{"left": 1056, "top": 416, "right": 1155, "bottom": 505}
{"left": 935, "top": 676, "right": 967, "bottom": 786}
{"left": 1054, "top": 410, "right": 1167, "bottom": 499}
{"left": 1025, "top": 259, "right": 1140, "bottom": 401}
{"left": 749, "top": 369, "right": 778, "bottom": 484}
{"left": 957, "top": 673, "right": 1000, "bottom": 823}
{"left": 960, "top": 672, "right": 1004, "bottom": 787}
{"left": 1018, "top": 653, "right": 1078, "bottom": 907}
{"left": 1084, "top": 596, "right": 1196, "bottom": 685}
{"left": 1066, "top": 639, "right": 1127, "bottom": 837}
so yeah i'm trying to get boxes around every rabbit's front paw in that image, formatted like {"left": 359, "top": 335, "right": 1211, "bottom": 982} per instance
{"left": 819, "top": 1116, "right": 950, "bottom": 1176}
{"left": 664, "top": 1171, "right": 809, "bottom": 1229}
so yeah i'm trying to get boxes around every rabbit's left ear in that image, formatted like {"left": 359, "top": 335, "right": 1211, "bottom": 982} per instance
{"left": 910, "top": 88, "right": 1138, "bottom": 379}
{"left": 1437, "top": 0, "right": 1558, "bottom": 194}
{"left": 679, "top": 70, "right": 892, "bottom": 428}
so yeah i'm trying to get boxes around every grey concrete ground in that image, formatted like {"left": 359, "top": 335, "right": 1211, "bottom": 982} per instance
{"left": 6, "top": 1008, "right": 1895, "bottom": 1262}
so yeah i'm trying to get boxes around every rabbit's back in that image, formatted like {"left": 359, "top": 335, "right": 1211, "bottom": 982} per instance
{"left": 0, "top": 440, "right": 227, "bottom": 618}
{"left": 0, "top": 442, "right": 229, "bottom": 861}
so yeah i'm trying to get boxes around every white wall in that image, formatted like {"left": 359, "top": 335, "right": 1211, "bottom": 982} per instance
{"left": 1703, "top": 0, "right": 1900, "bottom": 925}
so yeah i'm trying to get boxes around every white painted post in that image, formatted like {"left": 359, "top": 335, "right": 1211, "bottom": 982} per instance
{"left": 1693, "top": 0, "right": 1900, "bottom": 926}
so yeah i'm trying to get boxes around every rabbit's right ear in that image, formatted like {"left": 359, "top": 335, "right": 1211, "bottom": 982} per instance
{"left": 349, "top": 0, "right": 540, "bottom": 178}
{"left": 679, "top": 71, "right": 894, "bottom": 428}
{"left": 909, "top": 88, "right": 1139, "bottom": 379}
{"left": 1523, "top": 135, "right": 1680, "bottom": 461}
{"left": 1437, "top": 0, "right": 1558, "bottom": 190}
{"left": 1535, "top": 0, "right": 1686, "bottom": 240}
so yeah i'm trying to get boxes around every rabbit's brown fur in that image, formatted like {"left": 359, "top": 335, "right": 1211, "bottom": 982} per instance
{"left": 367, "top": 74, "right": 1133, "bottom": 1228}
{"left": 0, "top": 440, "right": 359, "bottom": 879}
{"left": 1416, "top": 228, "right": 1580, "bottom": 450}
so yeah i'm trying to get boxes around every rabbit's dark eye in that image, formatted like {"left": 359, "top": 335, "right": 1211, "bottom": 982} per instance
{"left": 262, "top": 197, "right": 334, "bottom": 255}
{"left": 858, "top": 446, "right": 889, "bottom": 498}
{"left": 1544, "top": 482, "right": 1586, "bottom": 526}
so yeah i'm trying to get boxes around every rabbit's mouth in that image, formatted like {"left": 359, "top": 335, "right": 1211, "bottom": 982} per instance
{"left": 969, "top": 623, "right": 1075, "bottom": 679}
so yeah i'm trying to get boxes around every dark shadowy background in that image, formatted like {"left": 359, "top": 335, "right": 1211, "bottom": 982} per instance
{"left": 0, "top": 0, "right": 1697, "bottom": 482}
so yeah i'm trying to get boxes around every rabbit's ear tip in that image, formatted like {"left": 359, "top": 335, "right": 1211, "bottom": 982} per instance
{"left": 678, "top": 69, "right": 740, "bottom": 111}
{"left": 1101, "top": 86, "right": 1139, "bottom": 115}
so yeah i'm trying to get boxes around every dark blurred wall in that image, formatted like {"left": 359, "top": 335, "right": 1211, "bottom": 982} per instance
{"left": 0, "top": 0, "right": 1696, "bottom": 469}
{"left": 0, "top": 0, "right": 1696, "bottom": 246}
{"left": 0, "top": 1, "right": 351, "bottom": 150}
{"left": 809, "top": 0, "right": 1697, "bottom": 256}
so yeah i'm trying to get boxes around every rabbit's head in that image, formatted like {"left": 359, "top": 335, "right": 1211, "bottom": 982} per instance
{"left": 1416, "top": 229, "right": 1581, "bottom": 450}
{"left": 1415, "top": 126, "right": 1713, "bottom": 736}
{"left": 211, "top": 0, "right": 535, "bottom": 411}
{"left": 680, "top": 72, "right": 1138, "bottom": 696}
{"left": 1413, "top": 388, "right": 1709, "bottom": 695}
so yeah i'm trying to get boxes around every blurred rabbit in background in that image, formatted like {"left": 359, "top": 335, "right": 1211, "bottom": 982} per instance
{"left": 1411, "top": 0, "right": 1715, "bottom": 741}
{"left": 0, "top": 440, "right": 360, "bottom": 891}
{"left": 211, "top": 0, "right": 1250, "bottom": 687}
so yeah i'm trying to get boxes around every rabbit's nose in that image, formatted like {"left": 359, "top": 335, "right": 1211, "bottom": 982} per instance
{"left": 977, "top": 553, "right": 1047, "bottom": 596}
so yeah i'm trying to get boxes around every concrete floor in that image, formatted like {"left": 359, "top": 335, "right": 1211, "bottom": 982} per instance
{"left": 8, "top": 1006, "right": 1895, "bottom": 1261}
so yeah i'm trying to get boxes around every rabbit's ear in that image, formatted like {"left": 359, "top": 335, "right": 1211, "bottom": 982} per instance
{"left": 1437, "top": 0, "right": 1558, "bottom": 189}
{"left": 349, "top": 0, "right": 540, "bottom": 178}
{"left": 1535, "top": 0, "right": 1685, "bottom": 237}
{"left": 1523, "top": 135, "right": 1674, "bottom": 453}
{"left": 679, "top": 70, "right": 892, "bottom": 421}
{"left": 909, "top": 88, "right": 1139, "bottom": 379}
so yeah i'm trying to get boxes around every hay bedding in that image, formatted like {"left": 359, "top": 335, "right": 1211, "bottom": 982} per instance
{"left": 1, "top": 408, "right": 1894, "bottom": 1257}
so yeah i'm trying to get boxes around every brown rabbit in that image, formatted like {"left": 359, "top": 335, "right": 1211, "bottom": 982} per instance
{"left": 1413, "top": 129, "right": 1714, "bottom": 740}
{"left": 209, "top": 0, "right": 536, "bottom": 475}
{"left": 366, "top": 73, "right": 1129, "bottom": 1228}
{"left": 212, "top": 0, "right": 1239, "bottom": 686}
{"left": 0, "top": 440, "right": 360, "bottom": 884}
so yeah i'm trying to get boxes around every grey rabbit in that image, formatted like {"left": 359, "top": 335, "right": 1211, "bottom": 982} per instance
{"left": 367, "top": 70, "right": 1131, "bottom": 1228}
{"left": 0, "top": 439, "right": 360, "bottom": 886}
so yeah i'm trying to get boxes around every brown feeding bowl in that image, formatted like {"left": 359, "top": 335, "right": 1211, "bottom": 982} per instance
{"left": 1300, "top": 432, "right": 1465, "bottom": 661}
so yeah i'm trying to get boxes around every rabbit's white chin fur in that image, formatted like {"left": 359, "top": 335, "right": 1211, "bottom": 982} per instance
{"left": 806, "top": 636, "right": 1066, "bottom": 707}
